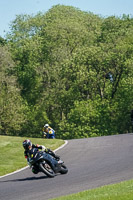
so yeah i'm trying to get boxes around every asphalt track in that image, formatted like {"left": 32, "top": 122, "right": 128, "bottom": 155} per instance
{"left": 1, "top": 134, "right": 133, "bottom": 200}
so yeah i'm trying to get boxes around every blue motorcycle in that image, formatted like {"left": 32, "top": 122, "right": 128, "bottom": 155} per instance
{"left": 28, "top": 148, "right": 68, "bottom": 178}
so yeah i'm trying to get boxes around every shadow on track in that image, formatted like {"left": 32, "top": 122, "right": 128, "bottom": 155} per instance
{"left": 0, "top": 176, "right": 49, "bottom": 183}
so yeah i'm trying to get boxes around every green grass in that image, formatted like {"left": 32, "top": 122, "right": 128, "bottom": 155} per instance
{"left": 52, "top": 179, "right": 133, "bottom": 200}
{"left": 0, "top": 135, "right": 64, "bottom": 176}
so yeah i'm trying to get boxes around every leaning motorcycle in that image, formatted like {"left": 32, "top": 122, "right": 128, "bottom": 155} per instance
{"left": 28, "top": 148, "right": 68, "bottom": 178}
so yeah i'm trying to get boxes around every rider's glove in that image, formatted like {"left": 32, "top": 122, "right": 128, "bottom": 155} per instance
{"left": 45, "top": 148, "right": 50, "bottom": 153}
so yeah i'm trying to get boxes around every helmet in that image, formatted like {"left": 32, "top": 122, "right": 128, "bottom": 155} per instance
{"left": 44, "top": 124, "right": 49, "bottom": 128}
{"left": 23, "top": 139, "right": 32, "bottom": 150}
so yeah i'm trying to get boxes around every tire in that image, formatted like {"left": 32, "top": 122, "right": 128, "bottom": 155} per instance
{"left": 39, "top": 162, "right": 55, "bottom": 178}
{"left": 60, "top": 164, "right": 68, "bottom": 174}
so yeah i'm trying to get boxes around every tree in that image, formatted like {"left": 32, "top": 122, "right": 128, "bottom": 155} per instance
{"left": 0, "top": 36, "right": 6, "bottom": 46}
{"left": 0, "top": 46, "right": 26, "bottom": 135}
{"left": 6, "top": 5, "right": 133, "bottom": 138}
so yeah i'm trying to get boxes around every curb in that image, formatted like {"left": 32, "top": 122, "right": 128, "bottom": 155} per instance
{"left": 0, "top": 140, "right": 68, "bottom": 179}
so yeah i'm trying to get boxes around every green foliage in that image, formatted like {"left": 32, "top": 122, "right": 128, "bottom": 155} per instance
{"left": 0, "top": 46, "right": 27, "bottom": 135}
{"left": 58, "top": 97, "right": 118, "bottom": 139}
{"left": 20, "top": 104, "right": 50, "bottom": 137}
{"left": 2, "top": 5, "right": 133, "bottom": 138}
{"left": 0, "top": 36, "right": 6, "bottom": 46}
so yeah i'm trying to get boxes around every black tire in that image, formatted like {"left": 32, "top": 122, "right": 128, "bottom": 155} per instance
{"left": 39, "top": 162, "right": 55, "bottom": 178}
{"left": 60, "top": 164, "right": 68, "bottom": 174}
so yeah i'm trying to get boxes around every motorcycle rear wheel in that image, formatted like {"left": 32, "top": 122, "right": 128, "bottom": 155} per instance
{"left": 39, "top": 162, "right": 55, "bottom": 177}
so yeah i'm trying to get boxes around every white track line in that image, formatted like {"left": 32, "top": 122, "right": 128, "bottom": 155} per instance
{"left": 0, "top": 140, "right": 68, "bottom": 179}
{"left": 54, "top": 140, "right": 68, "bottom": 153}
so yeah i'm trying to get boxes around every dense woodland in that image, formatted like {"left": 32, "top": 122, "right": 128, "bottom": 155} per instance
{"left": 0, "top": 5, "right": 133, "bottom": 139}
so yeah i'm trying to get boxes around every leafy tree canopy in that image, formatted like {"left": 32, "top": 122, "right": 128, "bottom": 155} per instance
{"left": 2, "top": 5, "right": 133, "bottom": 138}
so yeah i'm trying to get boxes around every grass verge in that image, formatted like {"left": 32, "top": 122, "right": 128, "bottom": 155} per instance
{"left": 52, "top": 179, "right": 133, "bottom": 200}
{"left": 0, "top": 135, "right": 64, "bottom": 176}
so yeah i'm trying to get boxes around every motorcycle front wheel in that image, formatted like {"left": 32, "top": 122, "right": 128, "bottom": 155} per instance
{"left": 60, "top": 164, "right": 68, "bottom": 174}
{"left": 39, "top": 162, "right": 55, "bottom": 178}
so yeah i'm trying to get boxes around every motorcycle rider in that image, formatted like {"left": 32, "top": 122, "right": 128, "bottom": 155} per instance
{"left": 22, "top": 139, "right": 60, "bottom": 174}
{"left": 43, "top": 124, "right": 55, "bottom": 139}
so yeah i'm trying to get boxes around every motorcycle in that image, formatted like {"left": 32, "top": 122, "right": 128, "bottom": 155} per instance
{"left": 28, "top": 148, "right": 68, "bottom": 178}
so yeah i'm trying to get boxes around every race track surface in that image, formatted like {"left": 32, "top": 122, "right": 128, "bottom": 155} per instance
{"left": 1, "top": 134, "right": 133, "bottom": 200}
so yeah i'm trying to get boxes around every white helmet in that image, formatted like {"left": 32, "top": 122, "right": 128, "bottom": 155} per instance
{"left": 44, "top": 124, "right": 49, "bottom": 128}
